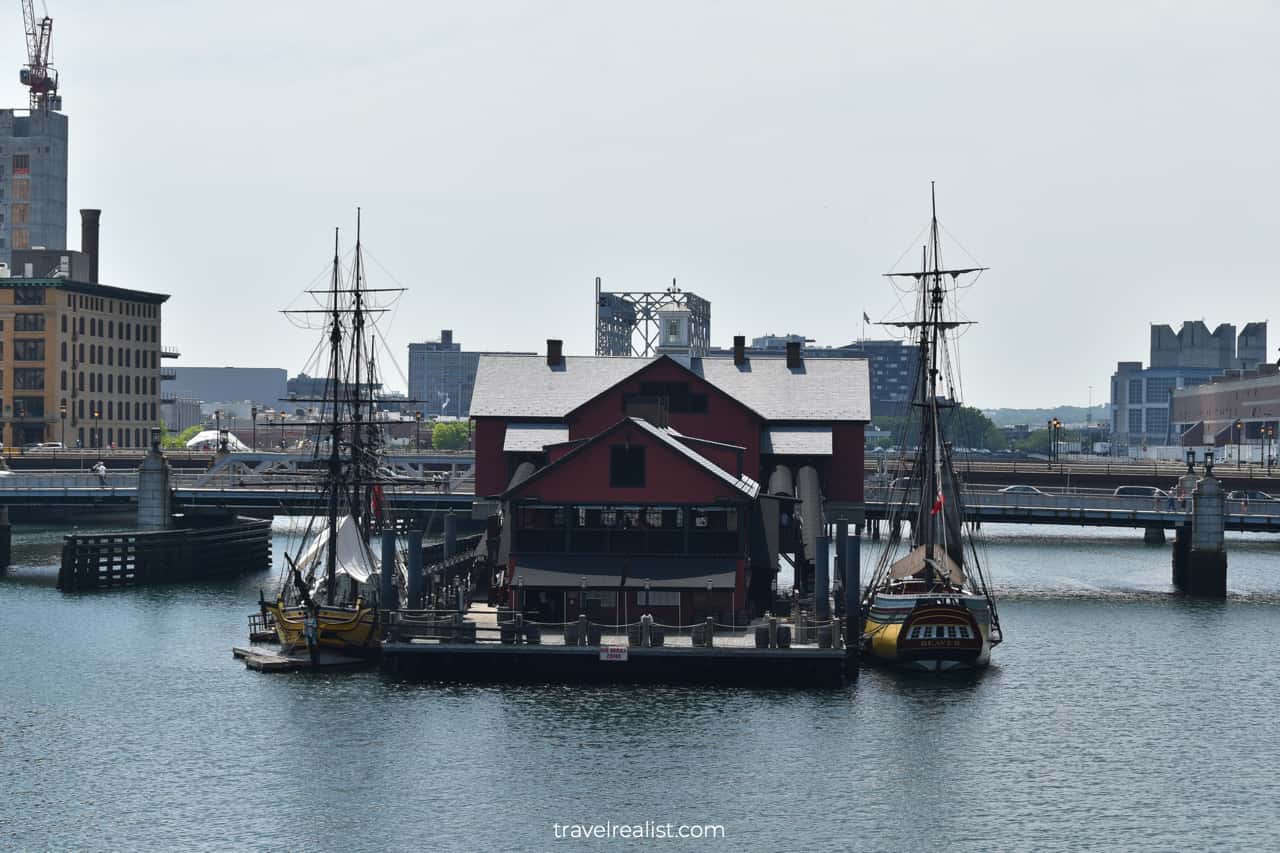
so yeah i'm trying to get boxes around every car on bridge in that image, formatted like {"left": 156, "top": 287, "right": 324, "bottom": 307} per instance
{"left": 1227, "top": 490, "right": 1275, "bottom": 502}
{"left": 998, "top": 485, "right": 1048, "bottom": 495}
{"left": 1113, "top": 485, "right": 1169, "bottom": 498}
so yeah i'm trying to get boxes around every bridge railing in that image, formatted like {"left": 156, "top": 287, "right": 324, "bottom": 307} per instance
{"left": 0, "top": 472, "right": 138, "bottom": 490}
{"left": 866, "top": 485, "right": 1280, "bottom": 517}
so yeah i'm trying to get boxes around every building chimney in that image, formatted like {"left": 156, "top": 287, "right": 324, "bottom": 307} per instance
{"left": 733, "top": 335, "right": 746, "bottom": 366}
{"left": 80, "top": 209, "right": 101, "bottom": 283}
{"left": 441, "top": 329, "right": 453, "bottom": 346}
{"left": 785, "top": 340, "right": 802, "bottom": 368}
{"left": 546, "top": 338, "right": 564, "bottom": 367}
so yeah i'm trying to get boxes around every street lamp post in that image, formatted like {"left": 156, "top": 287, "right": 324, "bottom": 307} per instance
{"left": 1235, "top": 420, "right": 1243, "bottom": 468}
{"left": 92, "top": 407, "right": 101, "bottom": 449}
{"left": 59, "top": 399, "right": 67, "bottom": 448}
{"left": 251, "top": 406, "right": 258, "bottom": 452}
{"left": 415, "top": 411, "right": 423, "bottom": 450}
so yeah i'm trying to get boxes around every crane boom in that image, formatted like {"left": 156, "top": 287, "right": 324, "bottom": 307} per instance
{"left": 19, "top": 1, "right": 59, "bottom": 112}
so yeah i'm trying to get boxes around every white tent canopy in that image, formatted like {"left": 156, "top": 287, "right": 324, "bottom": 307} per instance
{"left": 184, "top": 429, "right": 250, "bottom": 451}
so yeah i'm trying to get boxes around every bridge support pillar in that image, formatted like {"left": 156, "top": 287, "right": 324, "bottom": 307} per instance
{"left": 136, "top": 429, "right": 172, "bottom": 531}
{"left": 870, "top": 519, "right": 880, "bottom": 541}
{"left": 1143, "top": 526, "right": 1166, "bottom": 545}
{"left": 1173, "top": 472, "right": 1226, "bottom": 597}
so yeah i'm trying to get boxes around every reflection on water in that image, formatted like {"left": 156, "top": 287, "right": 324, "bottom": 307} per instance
{"left": 2, "top": 521, "right": 1279, "bottom": 850}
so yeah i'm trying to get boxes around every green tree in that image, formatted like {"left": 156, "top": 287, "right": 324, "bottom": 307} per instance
{"left": 162, "top": 424, "right": 202, "bottom": 450}
{"left": 431, "top": 421, "right": 471, "bottom": 450}
{"left": 1014, "top": 430, "right": 1050, "bottom": 454}
{"left": 942, "top": 405, "right": 1008, "bottom": 451}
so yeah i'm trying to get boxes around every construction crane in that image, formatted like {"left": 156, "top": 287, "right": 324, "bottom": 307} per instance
{"left": 19, "top": 0, "right": 59, "bottom": 112}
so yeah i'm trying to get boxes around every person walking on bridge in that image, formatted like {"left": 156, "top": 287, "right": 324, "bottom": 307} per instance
{"left": 92, "top": 460, "right": 107, "bottom": 487}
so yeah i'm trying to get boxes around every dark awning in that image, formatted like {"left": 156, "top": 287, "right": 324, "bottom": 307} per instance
{"left": 510, "top": 554, "right": 737, "bottom": 589}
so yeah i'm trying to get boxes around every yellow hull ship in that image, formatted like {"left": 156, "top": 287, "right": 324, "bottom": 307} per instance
{"left": 264, "top": 599, "right": 380, "bottom": 655}
{"left": 862, "top": 586, "right": 1000, "bottom": 672}
{"left": 860, "top": 186, "right": 1003, "bottom": 672}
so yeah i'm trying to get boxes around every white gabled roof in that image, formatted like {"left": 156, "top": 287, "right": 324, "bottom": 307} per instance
{"left": 503, "top": 423, "right": 570, "bottom": 452}
{"left": 471, "top": 354, "right": 870, "bottom": 423}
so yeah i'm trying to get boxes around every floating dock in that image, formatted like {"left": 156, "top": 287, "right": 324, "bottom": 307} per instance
{"left": 232, "top": 646, "right": 372, "bottom": 673}
{"left": 379, "top": 638, "right": 848, "bottom": 687}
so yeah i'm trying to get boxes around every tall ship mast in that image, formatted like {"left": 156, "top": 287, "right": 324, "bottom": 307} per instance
{"left": 859, "top": 185, "right": 1003, "bottom": 671}
{"left": 261, "top": 213, "right": 405, "bottom": 657}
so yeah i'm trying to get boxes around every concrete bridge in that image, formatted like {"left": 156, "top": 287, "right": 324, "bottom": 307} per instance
{"left": 865, "top": 484, "right": 1280, "bottom": 535}
{"left": 0, "top": 463, "right": 476, "bottom": 520}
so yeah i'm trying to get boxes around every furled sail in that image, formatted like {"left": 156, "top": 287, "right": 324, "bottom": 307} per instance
{"left": 888, "top": 544, "right": 965, "bottom": 587}
{"left": 298, "top": 514, "right": 380, "bottom": 592}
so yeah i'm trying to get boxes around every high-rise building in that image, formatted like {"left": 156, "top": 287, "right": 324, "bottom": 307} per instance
{"left": 407, "top": 329, "right": 535, "bottom": 418}
{"left": 1110, "top": 320, "right": 1267, "bottom": 452}
{"left": 0, "top": 276, "right": 167, "bottom": 448}
{"left": 0, "top": 108, "right": 67, "bottom": 268}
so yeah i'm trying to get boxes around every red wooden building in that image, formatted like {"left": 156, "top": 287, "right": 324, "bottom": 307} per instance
{"left": 469, "top": 328, "right": 870, "bottom": 623}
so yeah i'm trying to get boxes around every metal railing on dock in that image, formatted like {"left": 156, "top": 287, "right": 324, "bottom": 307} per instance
{"left": 386, "top": 606, "right": 845, "bottom": 651}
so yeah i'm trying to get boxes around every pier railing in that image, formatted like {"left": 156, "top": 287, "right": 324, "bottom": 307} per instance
{"left": 385, "top": 607, "right": 843, "bottom": 650}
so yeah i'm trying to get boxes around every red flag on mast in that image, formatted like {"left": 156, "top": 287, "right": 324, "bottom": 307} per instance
{"left": 930, "top": 488, "right": 944, "bottom": 515}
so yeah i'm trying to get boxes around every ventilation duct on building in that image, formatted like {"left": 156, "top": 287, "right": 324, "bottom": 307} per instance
{"left": 80, "top": 208, "right": 101, "bottom": 283}
{"left": 786, "top": 341, "right": 802, "bottom": 368}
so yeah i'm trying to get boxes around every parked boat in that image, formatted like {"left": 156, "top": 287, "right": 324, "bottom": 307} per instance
{"left": 859, "top": 186, "right": 1003, "bottom": 671}
{"left": 261, "top": 213, "right": 402, "bottom": 658}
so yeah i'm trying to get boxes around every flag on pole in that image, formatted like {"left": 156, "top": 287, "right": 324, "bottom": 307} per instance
{"left": 863, "top": 311, "right": 871, "bottom": 324}
{"left": 930, "top": 488, "right": 944, "bottom": 515}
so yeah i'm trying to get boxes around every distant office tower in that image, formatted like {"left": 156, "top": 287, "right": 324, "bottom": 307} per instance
{"left": 162, "top": 367, "right": 289, "bottom": 410}
{"left": 408, "top": 329, "right": 535, "bottom": 418}
{"left": 1111, "top": 319, "right": 1267, "bottom": 452}
{"left": 0, "top": 108, "right": 68, "bottom": 269}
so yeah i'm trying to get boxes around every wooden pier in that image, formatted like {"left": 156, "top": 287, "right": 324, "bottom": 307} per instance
{"left": 58, "top": 517, "right": 272, "bottom": 591}
{"left": 232, "top": 646, "right": 371, "bottom": 673}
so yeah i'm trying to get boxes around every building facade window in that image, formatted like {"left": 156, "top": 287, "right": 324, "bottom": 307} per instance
{"left": 13, "top": 287, "right": 44, "bottom": 305}
{"left": 1128, "top": 409, "right": 1143, "bottom": 435}
{"left": 1146, "top": 409, "right": 1169, "bottom": 438}
{"left": 13, "top": 368, "right": 44, "bottom": 390}
{"left": 609, "top": 445, "right": 646, "bottom": 487}
{"left": 12, "top": 340, "right": 45, "bottom": 361}
{"left": 1146, "top": 377, "right": 1176, "bottom": 404}
{"left": 1128, "top": 379, "right": 1143, "bottom": 405}
{"left": 14, "top": 313, "right": 45, "bottom": 332}
{"left": 13, "top": 396, "right": 43, "bottom": 418}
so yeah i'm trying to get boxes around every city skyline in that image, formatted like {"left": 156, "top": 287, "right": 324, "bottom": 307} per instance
{"left": 26, "top": 0, "right": 1280, "bottom": 408}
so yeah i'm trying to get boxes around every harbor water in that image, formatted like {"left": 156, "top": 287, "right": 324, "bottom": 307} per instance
{"left": 2, "top": 521, "right": 1278, "bottom": 850}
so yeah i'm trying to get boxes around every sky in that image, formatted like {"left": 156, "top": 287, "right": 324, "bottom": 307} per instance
{"left": 23, "top": 0, "right": 1280, "bottom": 407}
